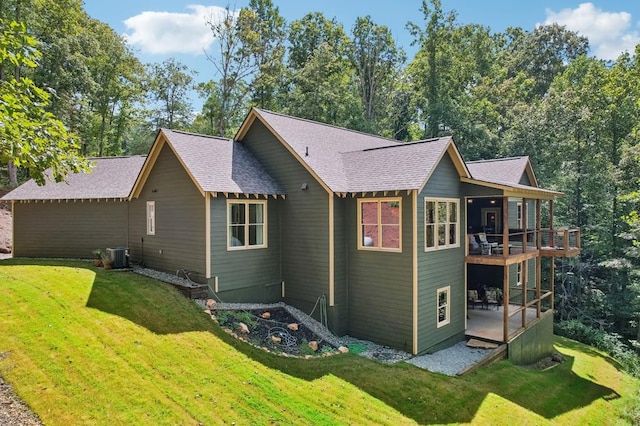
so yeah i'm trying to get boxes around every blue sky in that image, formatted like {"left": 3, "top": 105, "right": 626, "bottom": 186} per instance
{"left": 83, "top": 1, "right": 640, "bottom": 107}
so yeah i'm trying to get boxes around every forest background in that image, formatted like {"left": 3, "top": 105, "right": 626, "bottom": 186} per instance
{"left": 1, "top": 0, "right": 639, "bottom": 375}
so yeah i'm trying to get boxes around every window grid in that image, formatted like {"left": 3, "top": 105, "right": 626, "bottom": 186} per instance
{"left": 146, "top": 201, "right": 155, "bottom": 235}
{"left": 425, "top": 198, "right": 459, "bottom": 251}
{"left": 437, "top": 286, "right": 451, "bottom": 327}
{"left": 227, "top": 200, "right": 267, "bottom": 250}
{"left": 358, "top": 198, "right": 402, "bottom": 252}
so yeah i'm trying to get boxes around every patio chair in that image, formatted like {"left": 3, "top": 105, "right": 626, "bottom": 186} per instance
{"left": 477, "top": 233, "right": 497, "bottom": 254}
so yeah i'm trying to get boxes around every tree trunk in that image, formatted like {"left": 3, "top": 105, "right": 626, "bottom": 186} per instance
{"left": 8, "top": 162, "right": 18, "bottom": 186}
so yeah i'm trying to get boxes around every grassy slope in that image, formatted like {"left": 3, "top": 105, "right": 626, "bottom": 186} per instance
{"left": 0, "top": 260, "right": 637, "bottom": 425}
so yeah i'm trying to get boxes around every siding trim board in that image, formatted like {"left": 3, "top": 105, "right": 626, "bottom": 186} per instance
{"left": 329, "top": 193, "right": 335, "bottom": 306}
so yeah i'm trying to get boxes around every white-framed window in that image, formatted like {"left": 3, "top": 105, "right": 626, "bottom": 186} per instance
{"left": 357, "top": 198, "right": 402, "bottom": 252}
{"left": 437, "top": 286, "right": 450, "bottom": 327}
{"left": 227, "top": 200, "right": 267, "bottom": 250}
{"left": 425, "top": 198, "right": 459, "bottom": 251}
{"left": 516, "top": 202, "right": 523, "bottom": 229}
{"left": 517, "top": 261, "right": 523, "bottom": 286}
{"left": 146, "top": 201, "right": 155, "bottom": 235}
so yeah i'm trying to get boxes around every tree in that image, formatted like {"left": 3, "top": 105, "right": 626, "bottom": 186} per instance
{"left": 146, "top": 58, "right": 195, "bottom": 130}
{"left": 350, "top": 16, "right": 405, "bottom": 133}
{"left": 0, "top": 18, "right": 88, "bottom": 185}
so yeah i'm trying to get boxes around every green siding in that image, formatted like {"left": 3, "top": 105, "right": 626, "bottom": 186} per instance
{"left": 12, "top": 201, "right": 128, "bottom": 258}
{"left": 519, "top": 172, "right": 532, "bottom": 186}
{"left": 241, "top": 121, "right": 330, "bottom": 316}
{"left": 346, "top": 192, "right": 413, "bottom": 352}
{"left": 128, "top": 144, "right": 206, "bottom": 275}
{"left": 332, "top": 196, "right": 348, "bottom": 335}
{"left": 417, "top": 154, "right": 466, "bottom": 354}
{"left": 209, "top": 196, "right": 281, "bottom": 303}
{"left": 508, "top": 313, "right": 554, "bottom": 364}
{"left": 461, "top": 183, "right": 501, "bottom": 197}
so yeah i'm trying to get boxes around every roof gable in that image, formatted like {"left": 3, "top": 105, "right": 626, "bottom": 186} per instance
{"left": 130, "top": 128, "right": 284, "bottom": 199}
{"left": 466, "top": 156, "right": 538, "bottom": 188}
{"left": 1, "top": 156, "right": 146, "bottom": 201}
{"left": 236, "top": 108, "right": 470, "bottom": 193}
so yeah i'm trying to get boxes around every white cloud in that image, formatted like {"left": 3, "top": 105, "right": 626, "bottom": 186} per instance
{"left": 123, "top": 4, "right": 231, "bottom": 55}
{"left": 542, "top": 2, "right": 640, "bottom": 60}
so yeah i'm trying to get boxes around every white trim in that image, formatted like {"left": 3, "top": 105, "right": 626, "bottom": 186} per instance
{"left": 146, "top": 201, "right": 155, "bottom": 235}
{"left": 357, "top": 197, "right": 402, "bottom": 252}
{"left": 226, "top": 199, "right": 268, "bottom": 250}
{"left": 424, "top": 198, "right": 460, "bottom": 251}
{"left": 516, "top": 201, "right": 523, "bottom": 229}
{"left": 412, "top": 190, "right": 418, "bottom": 355}
{"left": 329, "top": 193, "right": 335, "bottom": 306}
{"left": 205, "top": 193, "right": 211, "bottom": 279}
{"left": 436, "top": 286, "right": 451, "bottom": 328}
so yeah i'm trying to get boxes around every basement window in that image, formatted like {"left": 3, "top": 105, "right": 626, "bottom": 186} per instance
{"left": 228, "top": 200, "right": 267, "bottom": 250}
{"left": 146, "top": 201, "right": 155, "bottom": 235}
{"left": 437, "top": 286, "right": 450, "bottom": 328}
{"left": 358, "top": 198, "right": 402, "bottom": 252}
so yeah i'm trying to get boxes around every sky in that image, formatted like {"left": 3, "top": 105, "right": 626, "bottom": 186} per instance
{"left": 83, "top": 0, "right": 640, "bottom": 107}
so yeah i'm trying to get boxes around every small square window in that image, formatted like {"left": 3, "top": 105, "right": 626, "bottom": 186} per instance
{"left": 437, "top": 286, "right": 450, "bottom": 327}
{"left": 228, "top": 200, "right": 267, "bottom": 249}
{"left": 358, "top": 198, "right": 402, "bottom": 252}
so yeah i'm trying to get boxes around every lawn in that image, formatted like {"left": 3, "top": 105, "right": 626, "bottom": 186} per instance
{"left": 0, "top": 259, "right": 637, "bottom": 425}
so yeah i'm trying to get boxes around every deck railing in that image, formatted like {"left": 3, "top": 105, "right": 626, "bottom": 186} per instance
{"left": 541, "top": 228, "right": 581, "bottom": 252}
{"left": 467, "top": 230, "right": 537, "bottom": 256}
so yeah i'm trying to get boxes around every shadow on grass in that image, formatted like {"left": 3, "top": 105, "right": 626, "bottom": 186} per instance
{"left": 85, "top": 266, "right": 212, "bottom": 335}
{"left": 208, "top": 318, "right": 621, "bottom": 424}
{"left": 24, "top": 260, "right": 619, "bottom": 424}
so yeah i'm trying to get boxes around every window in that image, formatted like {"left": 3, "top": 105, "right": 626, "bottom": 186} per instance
{"left": 228, "top": 200, "right": 267, "bottom": 249}
{"left": 516, "top": 202, "right": 523, "bottom": 229}
{"left": 516, "top": 262, "right": 523, "bottom": 286}
{"left": 425, "top": 199, "right": 459, "bottom": 251}
{"left": 146, "top": 201, "right": 155, "bottom": 235}
{"left": 358, "top": 198, "right": 401, "bottom": 251}
{"left": 437, "top": 286, "right": 450, "bottom": 327}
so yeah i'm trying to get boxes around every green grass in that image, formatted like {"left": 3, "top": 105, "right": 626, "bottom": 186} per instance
{"left": 0, "top": 259, "right": 638, "bottom": 425}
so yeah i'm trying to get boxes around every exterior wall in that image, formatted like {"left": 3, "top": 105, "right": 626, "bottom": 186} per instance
{"left": 417, "top": 154, "right": 466, "bottom": 354}
{"left": 209, "top": 196, "right": 281, "bottom": 303}
{"left": 128, "top": 144, "right": 206, "bottom": 275}
{"left": 507, "top": 258, "right": 536, "bottom": 303}
{"left": 508, "top": 312, "right": 554, "bottom": 364}
{"left": 332, "top": 196, "right": 348, "bottom": 335}
{"left": 240, "top": 121, "right": 332, "bottom": 321}
{"left": 346, "top": 192, "right": 414, "bottom": 352}
{"left": 12, "top": 200, "right": 128, "bottom": 258}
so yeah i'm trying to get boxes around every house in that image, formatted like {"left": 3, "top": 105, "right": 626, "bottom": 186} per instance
{"left": 1, "top": 108, "right": 580, "bottom": 363}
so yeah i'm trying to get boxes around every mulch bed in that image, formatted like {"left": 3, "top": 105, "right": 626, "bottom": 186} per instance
{"left": 216, "top": 307, "right": 337, "bottom": 356}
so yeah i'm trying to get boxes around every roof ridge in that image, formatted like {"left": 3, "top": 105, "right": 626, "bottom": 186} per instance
{"left": 254, "top": 108, "right": 402, "bottom": 145}
{"left": 467, "top": 156, "right": 527, "bottom": 164}
{"left": 88, "top": 155, "right": 147, "bottom": 160}
{"left": 357, "top": 136, "right": 451, "bottom": 153}
{"left": 162, "top": 128, "right": 231, "bottom": 142}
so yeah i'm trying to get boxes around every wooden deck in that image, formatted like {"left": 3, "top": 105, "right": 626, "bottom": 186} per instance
{"left": 466, "top": 304, "right": 547, "bottom": 343}
{"left": 465, "top": 246, "right": 538, "bottom": 266}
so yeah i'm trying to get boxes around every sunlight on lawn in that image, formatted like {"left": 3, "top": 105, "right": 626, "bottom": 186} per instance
{"left": 471, "top": 393, "right": 546, "bottom": 425}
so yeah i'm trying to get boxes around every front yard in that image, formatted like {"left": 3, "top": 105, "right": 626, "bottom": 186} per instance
{"left": 0, "top": 259, "right": 637, "bottom": 425}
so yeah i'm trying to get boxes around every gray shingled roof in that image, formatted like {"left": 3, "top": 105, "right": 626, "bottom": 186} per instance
{"left": 1, "top": 156, "right": 147, "bottom": 201}
{"left": 161, "top": 129, "right": 284, "bottom": 195}
{"left": 466, "top": 157, "right": 532, "bottom": 187}
{"left": 251, "top": 109, "right": 403, "bottom": 191}
{"left": 342, "top": 137, "right": 454, "bottom": 192}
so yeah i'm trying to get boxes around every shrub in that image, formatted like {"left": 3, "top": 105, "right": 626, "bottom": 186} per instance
{"left": 555, "top": 320, "right": 640, "bottom": 377}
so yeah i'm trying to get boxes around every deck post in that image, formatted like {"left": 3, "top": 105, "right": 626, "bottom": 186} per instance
{"left": 503, "top": 265, "right": 509, "bottom": 342}
{"left": 522, "top": 259, "right": 527, "bottom": 328}
{"left": 502, "top": 197, "right": 509, "bottom": 257}
{"left": 522, "top": 197, "right": 528, "bottom": 251}
{"left": 550, "top": 256, "right": 555, "bottom": 311}
{"left": 536, "top": 199, "right": 542, "bottom": 317}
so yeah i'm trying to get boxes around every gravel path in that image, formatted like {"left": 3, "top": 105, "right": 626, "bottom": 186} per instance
{"left": 0, "top": 374, "right": 42, "bottom": 425}
{"left": 407, "top": 341, "right": 496, "bottom": 376}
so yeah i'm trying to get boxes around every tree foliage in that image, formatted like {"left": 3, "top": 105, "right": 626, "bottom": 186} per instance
{"left": 0, "top": 18, "right": 88, "bottom": 185}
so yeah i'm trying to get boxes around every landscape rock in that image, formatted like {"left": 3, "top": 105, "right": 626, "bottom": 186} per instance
{"left": 261, "top": 312, "right": 271, "bottom": 319}
{"left": 551, "top": 353, "right": 565, "bottom": 363}
{"left": 206, "top": 299, "right": 217, "bottom": 310}
{"left": 203, "top": 309, "right": 211, "bottom": 315}
{"left": 271, "top": 335, "right": 281, "bottom": 344}
{"left": 308, "top": 341, "right": 318, "bottom": 352}
{"left": 338, "top": 346, "right": 349, "bottom": 354}
{"left": 287, "top": 323, "right": 298, "bottom": 331}
{"left": 238, "top": 322, "right": 249, "bottom": 335}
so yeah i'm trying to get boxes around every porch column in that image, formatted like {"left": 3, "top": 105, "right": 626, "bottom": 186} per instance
{"left": 521, "top": 259, "right": 527, "bottom": 328}
{"left": 503, "top": 265, "right": 509, "bottom": 342}
{"left": 549, "top": 200, "right": 555, "bottom": 311}
{"left": 502, "top": 196, "right": 509, "bottom": 257}
{"left": 536, "top": 199, "right": 542, "bottom": 317}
